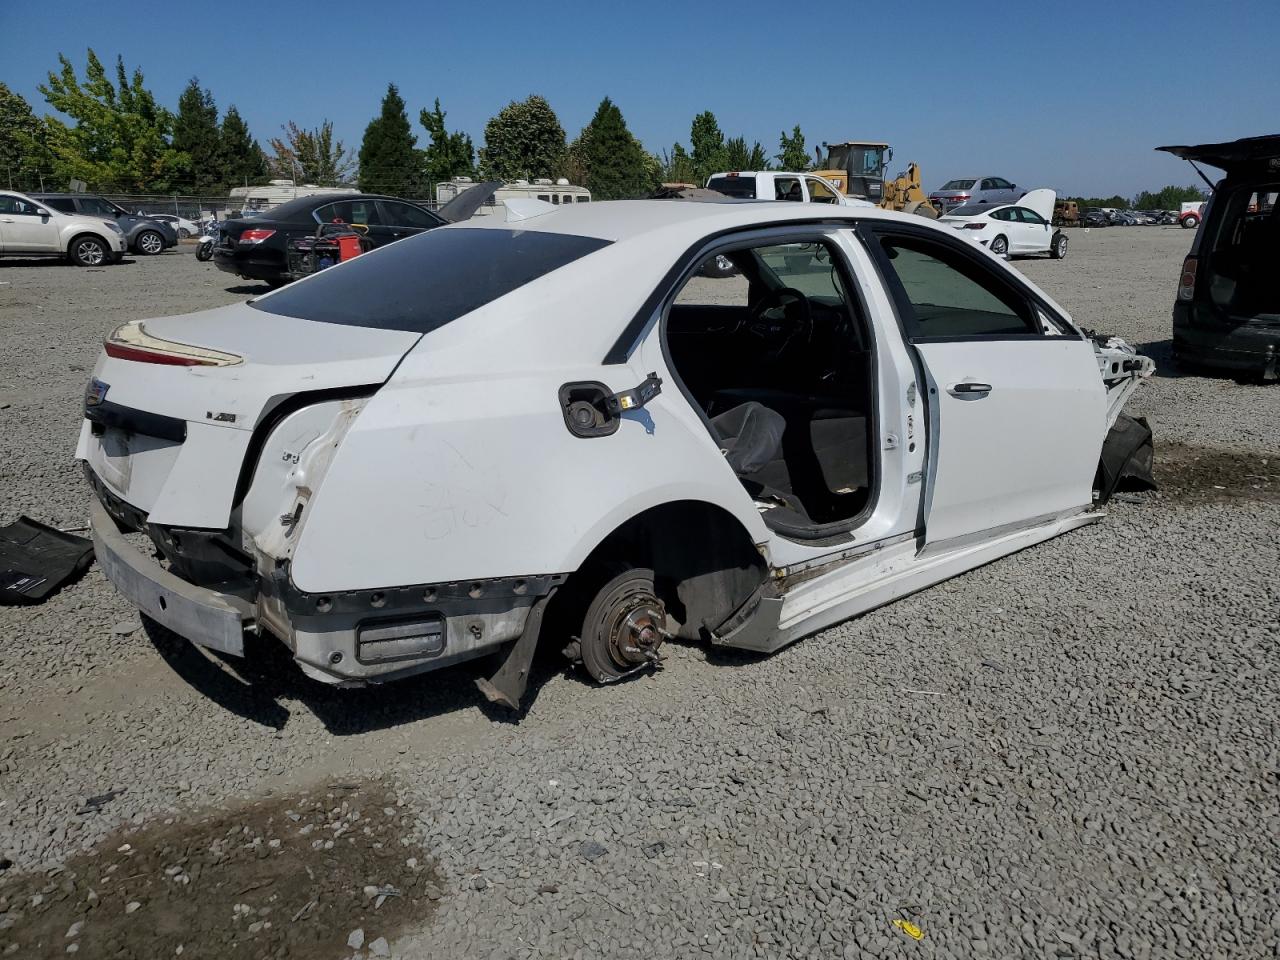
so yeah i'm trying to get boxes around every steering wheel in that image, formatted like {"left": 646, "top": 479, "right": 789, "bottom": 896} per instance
{"left": 742, "top": 287, "right": 813, "bottom": 360}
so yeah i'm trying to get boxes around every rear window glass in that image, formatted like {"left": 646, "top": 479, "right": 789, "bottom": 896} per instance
{"left": 940, "top": 179, "right": 977, "bottom": 190}
{"left": 250, "top": 227, "right": 612, "bottom": 332}
{"left": 707, "top": 176, "right": 757, "bottom": 199}
{"left": 944, "top": 203, "right": 995, "bottom": 217}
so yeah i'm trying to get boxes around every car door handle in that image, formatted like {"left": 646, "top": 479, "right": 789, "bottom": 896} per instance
{"left": 948, "top": 381, "right": 992, "bottom": 397}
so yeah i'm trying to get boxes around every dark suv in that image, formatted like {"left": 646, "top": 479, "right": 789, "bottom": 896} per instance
{"left": 1159, "top": 135, "right": 1280, "bottom": 377}
{"left": 32, "top": 194, "right": 177, "bottom": 255}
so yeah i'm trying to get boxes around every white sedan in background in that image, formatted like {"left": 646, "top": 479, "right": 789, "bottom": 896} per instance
{"left": 941, "top": 188, "right": 1068, "bottom": 259}
{"left": 141, "top": 213, "right": 200, "bottom": 238}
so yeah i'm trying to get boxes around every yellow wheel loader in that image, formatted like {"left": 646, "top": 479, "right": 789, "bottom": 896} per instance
{"left": 814, "top": 141, "right": 939, "bottom": 219}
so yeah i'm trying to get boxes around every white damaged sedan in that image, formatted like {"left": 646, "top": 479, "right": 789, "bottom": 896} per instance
{"left": 79, "top": 198, "right": 1151, "bottom": 709}
{"left": 941, "top": 188, "right": 1069, "bottom": 259}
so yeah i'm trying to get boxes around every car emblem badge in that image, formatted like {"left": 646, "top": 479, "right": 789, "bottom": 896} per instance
{"left": 85, "top": 378, "right": 109, "bottom": 408}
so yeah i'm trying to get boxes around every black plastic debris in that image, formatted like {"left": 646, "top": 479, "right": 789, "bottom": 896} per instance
{"left": 1095, "top": 414, "right": 1157, "bottom": 504}
{"left": 77, "top": 788, "right": 126, "bottom": 816}
{"left": 0, "top": 517, "right": 94, "bottom": 605}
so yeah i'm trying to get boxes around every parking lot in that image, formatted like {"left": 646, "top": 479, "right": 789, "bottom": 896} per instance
{"left": 1, "top": 228, "right": 1277, "bottom": 959}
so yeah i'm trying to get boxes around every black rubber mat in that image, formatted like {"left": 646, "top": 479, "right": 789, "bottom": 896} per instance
{"left": 0, "top": 517, "right": 94, "bottom": 605}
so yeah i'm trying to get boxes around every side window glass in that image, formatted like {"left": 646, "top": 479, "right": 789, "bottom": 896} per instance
{"left": 878, "top": 235, "right": 1037, "bottom": 339}
{"left": 45, "top": 198, "right": 76, "bottom": 213}
{"left": 774, "top": 178, "right": 803, "bottom": 202}
{"left": 0, "top": 196, "right": 16, "bottom": 214}
{"left": 381, "top": 201, "right": 439, "bottom": 229}
{"left": 9, "top": 197, "right": 45, "bottom": 216}
{"left": 348, "top": 200, "right": 380, "bottom": 225}
{"left": 805, "top": 177, "right": 839, "bottom": 204}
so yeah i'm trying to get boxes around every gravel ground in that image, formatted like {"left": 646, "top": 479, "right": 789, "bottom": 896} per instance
{"left": 1, "top": 229, "right": 1277, "bottom": 959}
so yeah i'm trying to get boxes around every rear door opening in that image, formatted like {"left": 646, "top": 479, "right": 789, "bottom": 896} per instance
{"left": 1202, "top": 184, "right": 1280, "bottom": 321}
{"left": 663, "top": 235, "right": 877, "bottom": 538}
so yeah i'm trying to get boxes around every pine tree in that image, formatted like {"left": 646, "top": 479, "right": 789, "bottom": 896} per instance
{"left": 218, "top": 105, "right": 269, "bottom": 189}
{"left": 172, "top": 78, "right": 222, "bottom": 194}
{"left": 660, "top": 143, "right": 695, "bottom": 184}
{"left": 689, "top": 111, "right": 726, "bottom": 185}
{"left": 478, "top": 95, "right": 566, "bottom": 182}
{"left": 420, "top": 99, "right": 475, "bottom": 190}
{"left": 568, "top": 98, "right": 655, "bottom": 200}
{"left": 358, "top": 83, "right": 422, "bottom": 196}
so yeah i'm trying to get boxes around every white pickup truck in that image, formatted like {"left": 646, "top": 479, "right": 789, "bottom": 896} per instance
{"left": 706, "top": 171, "right": 872, "bottom": 207}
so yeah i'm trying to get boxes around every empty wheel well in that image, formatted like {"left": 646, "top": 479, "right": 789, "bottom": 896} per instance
{"left": 548, "top": 501, "right": 768, "bottom": 644}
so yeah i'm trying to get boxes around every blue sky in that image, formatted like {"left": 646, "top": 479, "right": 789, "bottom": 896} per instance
{"left": 3, "top": 0, "right": 1276, "bottom": 196}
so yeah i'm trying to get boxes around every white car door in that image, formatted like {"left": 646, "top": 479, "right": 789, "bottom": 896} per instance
{"left": 1003, "top": 206, "right": 1035, "bottom": 252}
{"left": 866, "top": 226, "right": 1105, "bottom": 547}
{"left": 0, "top": 194, "right": 60, "bottom": 253}
{"left": 1015, "top": 207, "right": 1052, "bottom": 253}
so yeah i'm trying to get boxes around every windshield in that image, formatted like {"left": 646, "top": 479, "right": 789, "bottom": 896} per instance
{"left": 825, "top": 145, "right": 885, "bottom": 177}
{"left": 79, "top": 197, "right": 121, "bottom": 217}
{"left": 250, "top": 227, "right": 612, "bottom": 333}
{"left": 940, "top": 179, "right": 977, "bottom": 191}
{"left": 706, "top": 175, "right": 757, "bottom": 199}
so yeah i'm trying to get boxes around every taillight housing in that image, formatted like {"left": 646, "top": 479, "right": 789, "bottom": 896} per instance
{"left": 963, "top": 222, "right": 986, "bottom": 230}
{"left": 1177, "top": 257, "right": 1198, "bottom": 301}
{"left": 104, "top": 321, "right": 242, "bottom": 366}
{"left": 238, "top": 228, "right": 276, "bottom": 244}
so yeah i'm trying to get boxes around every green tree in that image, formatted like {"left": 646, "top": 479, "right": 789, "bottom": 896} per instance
{"left": 689, "top": 111, "right": 726, "bottom": 184}
{"left": 479, "top": 95, "right": 566, "bottom": 181}
{"left": 567, "top": 97, "right": 656, "bottom": 200}
{"left": 171, "top": 78, "right": 221, "bottom": 194}
{"left": 1132, "top": 185, "right": 1207, "bottom": 210}
{"left": 358, "top": 83, "right": 422, "bottom": 196}
{"left": 217, "top": 105, "right": 269, "bottom": 189}
{"left": 38, "top": 50, "right": 180, "bottom": 190}
{"left": 0, "top": 83, "right": 50, "bottom": 190}
{"left": 1067, "top": 194, "right": 1132, "bottom": 210}
{"left": 776, "top": 125, "right": 809, "bottom": 171}
{"left": 269, "top": 120, "right": 354, "bottom": 185}
{"left": 723, "top": 136, "right": 750, "bottom": 171}
{"left": 419, "top": 98, "right": 475, "bottom": 190}
{"left": 660, "top": 143, "right": 696, "bottom": 183}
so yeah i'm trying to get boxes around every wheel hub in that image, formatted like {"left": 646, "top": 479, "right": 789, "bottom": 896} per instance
{"left": 607, "top": 592, "right": 666, "bottom": 670}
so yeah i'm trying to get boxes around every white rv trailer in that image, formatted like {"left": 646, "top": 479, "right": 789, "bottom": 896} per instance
{"left": 436, "top": 177, "right": 590, "bottom": 217}
{"left": 224, "top": 180, "right": 357, "bottom": 217}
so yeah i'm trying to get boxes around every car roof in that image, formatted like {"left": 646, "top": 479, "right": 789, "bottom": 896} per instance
{"left": 451, "top": 198, "right": 933, "bottom": 244}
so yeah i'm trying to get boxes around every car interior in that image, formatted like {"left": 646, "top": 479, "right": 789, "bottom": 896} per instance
{"left": 1207, "top": 184, "right": 1279, "bottom": 318}
{"left": 664, "top": 240, "right": 875, "bottom": 536}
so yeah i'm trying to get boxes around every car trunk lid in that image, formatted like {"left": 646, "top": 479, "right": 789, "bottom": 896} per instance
{"left": 79, "top": 301, "right": 421, "bottom": 529}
